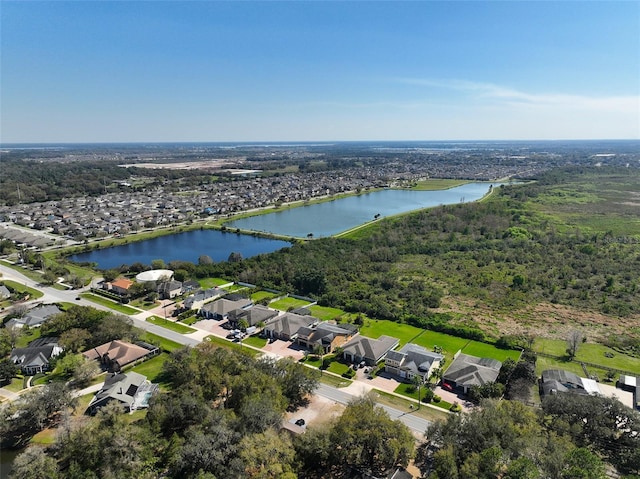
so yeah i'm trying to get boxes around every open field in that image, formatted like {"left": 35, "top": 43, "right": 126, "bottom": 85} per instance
{"left": 409, "top": 179, "right": 469, "bottom": 190}
{"left": 196, "top": 277, "right": 232, "bottom": 289}
{"left": 251, "top": 290, "right": 279, "bottom": 303}
{"left": 534, "top": 338, "right": 640, "bottom": 375}
{"left": 359, "top": 319, "right": 424, "bottom": 346}
{"left": 79, "top": 293, "right": 139, "bottom": 314}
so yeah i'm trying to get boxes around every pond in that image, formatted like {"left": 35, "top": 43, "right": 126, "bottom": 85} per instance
{"left": 228, "top": 182, "right": 500, "bottom": 238}
{"left": 70, "top": 183, "right": 501, "bottom": 269}
{"left": 69, "top": 229, "right": 291, "bottom": 270}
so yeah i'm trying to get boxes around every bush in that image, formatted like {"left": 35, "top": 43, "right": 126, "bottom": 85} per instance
{"left": 342, "top": 369, "right": 356, "bottom": 379}
{"left": 433, "top": 395, "right": 441, "bottom": 403}
{"left": 450, "top": 402, "right": 462, "bottom": 413}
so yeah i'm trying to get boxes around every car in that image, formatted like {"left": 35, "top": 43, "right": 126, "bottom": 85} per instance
{"left": 295, "top": 419, "right": 305, "bottom": 427}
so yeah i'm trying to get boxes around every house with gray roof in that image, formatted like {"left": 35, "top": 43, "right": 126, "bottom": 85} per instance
{"left": 183, "top": 287, "right": 225, "bottom": 310}
{"left": 157, "top": 280, "right": 183, "bottom": 299}
{"left": 341, "top": 335, "right": 400, "bottom": 366}
{"left": 442, "top": 352, "right": 502, "bottom": 393}
{"left": 296, "top": 322, "right": 358, "bottom": 354}
{"left": 0, "top": 285, "right": 10, "bottom": 299}
{"left": 227, "top": 304, "right": 279, "bottom": 329}
{"left": 540, "top": 369, "right": 601, "bottom": 397}
{"left": 7, "top": 304, "right": 61, "bottom": 329}
{"left": 86, "top": 371, "right": 159, "bottom": 415}
{"left": 263, "top": 312, "right": 318, "bottom": 341}
{"left": 10, "top": 337, "right": 64, "bottom": 375}
{"left": 201, "top": 297, "right": 252, "bottom": 320}
{"left": 385, "top": 344, "right": 443, "bottom": 383}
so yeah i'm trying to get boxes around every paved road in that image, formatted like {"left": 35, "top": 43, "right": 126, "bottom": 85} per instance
{"left": 316, "top": 383, "right": 431, "bottom": 435}
{"left": 1, "top": 262, "right": 430, "bottom": 434}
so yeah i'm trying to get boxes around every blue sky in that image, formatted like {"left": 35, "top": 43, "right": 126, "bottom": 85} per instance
{"left": 1, "top": 1, "right": 638, "bottom": 142}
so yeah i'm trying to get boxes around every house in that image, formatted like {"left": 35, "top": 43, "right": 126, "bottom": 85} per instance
{"left": 10, "top": 337, "right": 64, "bottom": 375}
{"left": 385, "top": 344, "right": 443, "bottom": 383}
{"left": 6, "top": 304, "right": 61, "bottom": 329}
{"left": 296, "top": 322, "right": 358, "bottom": 354}
{"left": 263, "top": 312, "right": 318, "bottom": 341}
{"left": 86, "top": 371, "right": 159, "bottom": 415}
{"left": 106, "top": 277, "right": 134, "bottom": 296}
{"left": 341, "top": 335, "right": 400, "bottom": 366}
{"left": 540, "top": 369, "right": 600, "bottom": 397}
{"left": 157, "top": 280, "right": 183, "bottom": 299}
{"left": 0, "top": 284, "right": 10, "bottom": 299}
{"left": 442, "top": 352, "right": 502, "bottom": 394}
{"left": 227, "top": 304, "right": 279, "bottom": 329}
{"left": 618, "top": 375, "right": 640, "bottom": 410}
{"left": 200, "top": 297, "right": 252, "bottom": 320}
{"left": 83, "top": 340, "right": 159, "bottom": 373}
{"left": 183, "top": 287, "right": 225, "bottom": 310}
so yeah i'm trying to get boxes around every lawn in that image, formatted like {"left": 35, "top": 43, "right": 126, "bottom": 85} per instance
{"left": 359, "top": 319, "right": 424, "bottom": 347}
{"left": 461, "top": 341, "right": 521, "bottom": 363}
{"left": 373, "top": 390, "right": 450, "bottom": 422}
{"left": 146, "top": 316, "right": 196, "bottom": 334}
{"left": 535, "top": 355, "right": 608, "bottom": 379}
{"left": 3, "top": 377, "right": 25, "bottom": 393}
{"left": 203, "top": 335, "right": 261, "bottom": 357}
{"left": 325, "top": 360, "right": 351, "bottom": 376}
{"left": 411, "top": 330, "right": 470, "bottom": 357}
{"left": 140, "top": 332, "right": 183, "bottom": 353}
{"left": 270, "top": 296, "right": 312, "bottom": 311}
{"left": 129, "top": 298, "right": 160, "bottom": 310}
{"left": 15, "top": 328, "right": 41, "bottom": 348}
{"left": 309, "top": 305, "right": 346, "bottom": 321}
{"left": 199, "top": 277, "right": 234, "bottom": 288}
{"left": 79, "top": 293, "right": 139, "bottom": 314}
{"left": 319, "top": 374, "right": 352, "bottom": 388}
{"left": 243, "top": 335, "right": 267, "bottom": 348}
{"left": 251, "top": 290, "right": 280, "bottom": 303}
{"left": 129, "top": 353, "right": 171, "bottom": 388}
{"left": 534, "top": 339, "right": 640, "bottom": 375}
{"left": 30, "top": 428, "right": 57, "bottom": 445}
{"left": 1, "top": 279, "right": 44, "bottom": 300}
{"left": 0, "top": 261, "right": 48, "bottom": 285}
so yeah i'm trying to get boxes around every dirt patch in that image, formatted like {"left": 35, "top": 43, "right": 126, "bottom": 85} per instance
{"left": 439, "top": 297, "right": 639, "bottom": 342}
{"left": 285, "top": 394, "right": 344, "bottom": 428}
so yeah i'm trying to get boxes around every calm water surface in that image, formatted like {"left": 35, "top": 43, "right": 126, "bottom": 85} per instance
{"left": 70, "top": 230, "right": 291, "bottom": 270}
{"left": 228, "top": 182, "right": 499, "bottom": 237}
{"left": 71, "top": 183, "right": 499, "bottom": 269}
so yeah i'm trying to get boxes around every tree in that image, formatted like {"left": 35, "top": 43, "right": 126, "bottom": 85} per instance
{"left": 59, "top": 328, "right": 92, "bottom": 352}
{"left": 151, "top": 258, "right": 166, "bottom": 269}
{"left": 0, "top": 358, "right": 19, "bottom": 384}
{"left": 239, "top": 429, "right": 296, "bottom": 479}
{"left": 10, "top": 446, "right": 60, "bottom": 479}
{"left": 228, "top": 251, "right": 243, "bottom": 263}
{"left": 198, "top": 255, "right": 213, "bottom": 265}
{"left": 330, "top": 395, "right": 415, "bottom": 476}
{"left": 566, "top": 330, "right": 583, "bottom": 359}
{"left": 102, "top": 269, "right": 120, "bottom": 283}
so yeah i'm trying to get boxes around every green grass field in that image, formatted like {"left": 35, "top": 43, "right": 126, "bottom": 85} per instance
{"left": 461, "top": 341, "right": 521, "bottom": 363}
{"left": 319, "top": 374, "right": 352, "bottom": 388}
{"left": 410, "top": 330, "right": 470, "bottom": 357}
{"left": 243, "top": 335, "right": 267, "bottom": 348}
{"left": 1, "top": 279, "right": 44, "bottom": 300}
{"left": 199, "top": 277, "right": 234, "bottom": 288}
{"left": 359, "top": 319, "right": 424, "bottom": 346}
{"left": 309, "top": 305, "right": 346, "bottom": 321}
{"left": 15, "top": 328, "right": 41, "bottom": 348}
{"left": 326, "top": 360, "right": 351, "bottom": 376}
{"left": 373, "top": 390, "right": 451, "bottom": 422}
{"left": 129, "top": 353, "right": 171, "bottom": 388}
{"left": 79, "top": 293, "right": 139, "bottom": 314}
{"left": 251, "top": 290, "right": 279, "bottom": 302}
{"left": 140, "top": 332, "right": 183, "bottom": 353}
{"left": 270, "top": 296, "right": 312, "bottom": 311}
{"left": 534, "top": 338, "right": 640, "bottom": 375}
{"left": 409, "top": 179, "right": 469, "bottom": 190}
{"left": 203, "top": 335, "right": 261, "bottom": 357}
{"left": 146, "top": 316, "right": 196, "bottom": 334}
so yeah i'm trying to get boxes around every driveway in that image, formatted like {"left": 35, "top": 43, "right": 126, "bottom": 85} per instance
{"left": 261, "top": 339, "right": 305, "bottom": 361}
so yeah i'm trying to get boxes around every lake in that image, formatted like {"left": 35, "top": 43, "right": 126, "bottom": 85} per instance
{"left": 70, "top": 230, "right": 291, "bottom": 270}
{"left": 228, "top": 182, "right": 499, "bottom": 238}
{"left": 70, "top": 182, "right": 499, "bottom": 269}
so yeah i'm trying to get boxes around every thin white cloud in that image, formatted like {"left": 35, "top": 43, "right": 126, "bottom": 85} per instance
{"left": 395, "top": 78, "right": 639, "bottom": 113}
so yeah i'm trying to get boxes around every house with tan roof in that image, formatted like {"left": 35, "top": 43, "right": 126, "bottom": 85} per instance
{"left": 106, "top": 277, "right": 134, "bottom": 296}
{"left": 83, "top": 340, "right": 159, "bottom": 372}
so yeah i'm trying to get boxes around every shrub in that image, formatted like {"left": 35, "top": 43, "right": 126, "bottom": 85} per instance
{"left": 433, "top": 395, "right": 441, "bottom": 403}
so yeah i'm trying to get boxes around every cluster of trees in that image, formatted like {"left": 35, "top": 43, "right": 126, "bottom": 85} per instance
{"left": 8, "top": 343, "right": 416, "bottom": 479}
{"left": 419, "top": 396, "right": 640, "bottom": 479}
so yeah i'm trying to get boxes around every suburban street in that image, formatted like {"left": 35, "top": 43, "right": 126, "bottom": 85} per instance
{"left": 1, "top": 261, "right": 431, "bottom": 433}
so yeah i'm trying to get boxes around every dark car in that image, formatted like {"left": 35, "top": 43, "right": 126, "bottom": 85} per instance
{"left": 295, "top": 419, "right": 305, "bottom": 427}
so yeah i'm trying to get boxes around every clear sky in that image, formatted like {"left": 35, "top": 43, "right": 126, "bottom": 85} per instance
{"left": 1, "top": 1, "right": 638, "bottom": 143}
